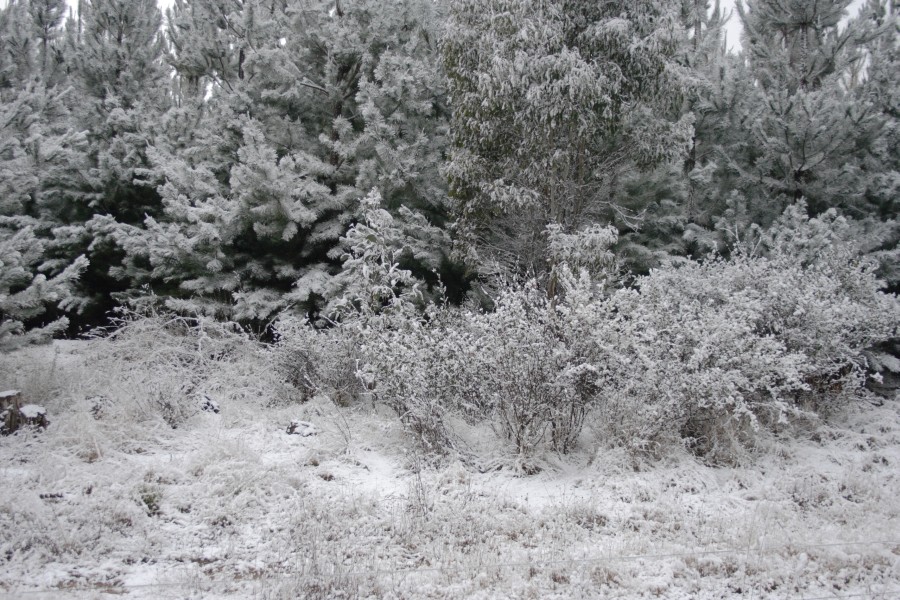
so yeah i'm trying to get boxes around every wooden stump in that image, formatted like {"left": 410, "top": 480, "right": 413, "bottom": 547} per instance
{"left": 1, "top": 390, "right": 22, "bottom": 434}
{"left": 1, "top": 390, "right": 49, "bottom": 434}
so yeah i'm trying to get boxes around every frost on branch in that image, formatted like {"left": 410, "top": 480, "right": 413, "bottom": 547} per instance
{"left": 325, "top": 189, "right": 424, "bottom": 321}
{"left": 0, "top": 225, "right": 88, "bottom": 352}
{"left": 275, "top": 204, "right": 898, "bottom": 466}
{"left": 591, "top": 204, "right": 899, "bottom": 462}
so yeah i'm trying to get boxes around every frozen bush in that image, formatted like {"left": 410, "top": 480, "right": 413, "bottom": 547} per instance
{"left": 355, "top": 309, "right": 460, "bottom": 454}
{"left": 273, "top": 189, "right": 426, "bottom": 408}
{"left": 87, "top": 310, "right": 281, "bottom": 428}
{"left": 465, "top": 284, "right": 598, "bottom": 456}
{"left": 275, "top": 204, "right": 898, "bottom": 466}
{"left": 272, "top": 317, "right": 366, "bottom": 406}
{"left": 588, "top": 205, "right": 899, "bottom": 462}
{"left": 273, "top": 189, "right": 453, "bottom": 448}
{"left": 358, "top": 282, "right": 599, "bottom": 461}
{"left": 323, "top": 189, "right": 426, "bottom": 321}
{"left": 274, "top": 308, "right": 463, "bottom": 454}
{"left": 589, "top": 266, "right": 809, "bottom": 462}
{"left": 276, "top": 281, "right": 601, "bottom": 460}
{"left": 746, "top": 205, "right": 899, "bottom": 407}
{"left": 345, "top": 222, "right": 617, "bottom": 460}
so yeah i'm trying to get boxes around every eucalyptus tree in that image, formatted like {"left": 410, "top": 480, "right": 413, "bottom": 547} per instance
{"left": 443, "top": 0, "right": 694, "bottom": 281}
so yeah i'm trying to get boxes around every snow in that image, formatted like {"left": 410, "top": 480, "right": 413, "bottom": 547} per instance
{"left": 286, "top": 419, "right": 319, "bottom": 436}
{"left": 0, "top": 389, "right": 20, "bottom": 400}
{"left": 873, "top": 353, "right": 900, "bottom": 374}
{"left": 0, "top": 340, "right": 898, "bottom": 599}
{"left": 18, "top": 404, "right": 46, "bottom": 419}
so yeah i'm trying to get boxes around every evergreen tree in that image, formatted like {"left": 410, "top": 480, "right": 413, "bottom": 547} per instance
{"left": 0, "top": 1, "right": 93, "bottom": 338}
{"left": 52, "top": 0, "right": 172, "bottom": 323}
{"left": 107, "top": 0, "right": 451, "bottom": 322}
{"left": 733, "top": 0, "right": 887, "bottom": 218}
{"left": 28, "top": 0, "right": 66, "bottom": 83}
{"left": 611, "top": 0, "right": 731, "bottom": 272}
{"left": 68, "top": 0, "right": 170, "bottom": 222}
{"left": 739, "top": 0, "right": 857, "bottom": 93}
{"left": 443, "top": 0, "right": 694, "bottom": 281}
{"left": 0, "top": 226, "right": 87, "bottom": 351}
{"left": 165, "top": 0, "right": 249, "bottom": 98}
{"left": 852, "top": 0, "right": 900, "bottom": 291}
{"left": 0, "top": 1, "right": 36, "bottom": 87}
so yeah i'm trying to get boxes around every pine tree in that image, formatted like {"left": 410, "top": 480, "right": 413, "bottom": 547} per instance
{"left": 0, "top": 1, "right": 94, "bottom": 338}
{"left": 28, "top": 0, "right": 66, "bottom": 83}
{"left": 851, "top": 0, "right": 900, "bottom": 291}
{"left": 611, "top": 0, "right": 731, "bottom": 272}
{"left": 0, "top": 226, "right": 87, "bottom": 352}
{"left": 108, "top": 0, "right": 451, "bottom": 322}
{"left": 0, "top": 1, "right": 35, "bottom": 87}
{"left": 733, "top": 0, "right": 887, "bottom": 219}
{"left": 677, "top": 0, "right": 728, "bottom": 222}
{"left": 165, "top": 0, "right": 249, "bottom": 98}
{"left": 739, "top": 0, "right": 857, "bottom": 93}
{"left": 1, "top": 1, "right": 91, "bottom": 220}
{"left": 47, "top": 0, "right": 173, "bottom": 323}
{"left": 68, "top": 0, "right": 170, "bottom": 221}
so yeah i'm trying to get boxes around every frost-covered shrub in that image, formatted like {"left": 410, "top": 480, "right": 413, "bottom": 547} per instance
{"left": 272, "top": 318, "right": 366, "bottom": 407}
{"left": 354, "top": 309, "right": 460, "bottom": 454}
{"left": 465, "top": 284, "right": 598, "bottom": 456}
{"left": 546, "top": 224, "right": 619, "bottom": 279}
{"left": 87, "top": 310, "right": 280, "bottom": 428}
{"left": 746, "top": 206, "right": 900, "bottom": 407}
{"left": 590, "top": 206, "right": 899, "bottom": 462}
{"left": 591, "top": 265, "right": 809, "bottom": 462}
{"left": 276, "top": 205, "right": 898, "bottom": 465}
{"left": 273, "top": 189, "right": 429, "bottom": 408}
{"left": 358, "top": 282, "right": 599, "bottom": 461}
{"left": 346, "top": 225, "right": 615, "bottom": 460}
{"left": 322, "top": 189, "right": 427, "bottom": 321}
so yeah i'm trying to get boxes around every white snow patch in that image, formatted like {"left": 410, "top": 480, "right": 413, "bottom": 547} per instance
{"left": 18, "top": 404, "right": 46, "bottom": 419}
{"left": 286, "top": 419, "right": 319, "bottom": 436}
{"left": 1, "top": 340, "right": 898, "bottom": 599}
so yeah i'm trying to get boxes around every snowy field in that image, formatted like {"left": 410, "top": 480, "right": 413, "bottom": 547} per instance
{"left": 1, "top": 337, "right": 898, "bottom": 600}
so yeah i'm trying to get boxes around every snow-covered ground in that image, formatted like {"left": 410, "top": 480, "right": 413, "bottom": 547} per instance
{"left": 1, "top": 340, "right": 898, "bottom": 599}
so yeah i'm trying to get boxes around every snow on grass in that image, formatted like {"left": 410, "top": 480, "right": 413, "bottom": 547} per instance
{"left": 1, "top": 339, "right": 898, "bottom": 599}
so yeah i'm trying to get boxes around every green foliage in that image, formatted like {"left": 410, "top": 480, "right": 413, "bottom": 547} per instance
{"left": 0, "top": 225, "right": 87, "bottom": 351}
{"left": 444, "top": 0, "right": 694, "bottom": 277}
{"left": 102, "top": 0, "right": 451, "bottom": 322}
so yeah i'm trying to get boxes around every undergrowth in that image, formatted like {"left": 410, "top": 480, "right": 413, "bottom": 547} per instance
{"left": 274, "top": 206, "right": 899, "bottom": 467}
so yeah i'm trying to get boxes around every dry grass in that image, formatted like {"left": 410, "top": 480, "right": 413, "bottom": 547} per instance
{"left": 0, "top": 320, "right": 898, "bottom": 599}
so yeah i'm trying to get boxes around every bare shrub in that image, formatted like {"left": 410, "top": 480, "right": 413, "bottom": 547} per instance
{"left": 85, "top": 309, "right": 282, "bottom": 428}
{"left": 272, "top": 318, "right": 366, "bottom": 406}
